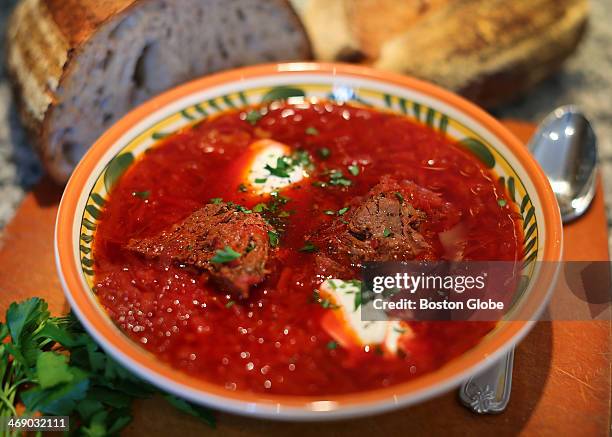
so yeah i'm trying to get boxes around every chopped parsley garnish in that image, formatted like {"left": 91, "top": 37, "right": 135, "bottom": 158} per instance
{"left": 393, "top": 326, "right": 407, "bottom": 334}
{"left": 237, "top": 205, "right": 252, "bottom": 213}
{"left": 326, "top": 341, "right": 338, "bottom": 350}
{"left": 317, "top": 147, "right": 331, "bottom": 159}
{"left": 305, "top": 126, "right": 319, "bottom": 135}
{"left": 395, "top": 192, "right": 404, "bottom": 203}
{"left": 348, "top": 164, "right": 360, "bottom": 176}
{"left": 132, "top": 190, "right": 150, "bottom": 199}
{"left": 498, "top": 199, "right": 507, "bottom": 207}
{"left": 265, "top": 156, "right": 292, "bottom": 178}
{"left": 328, "top": 169, "right": 352, "bottom": 187}
{"left": 210, "top": 197, "right": 223, "bottom": 204}
{"left": 225, "top": 300, "right": 235, "bottom": 308}
{"left": 383, "top": 228, "right": 392, "bottom": 237}
{"left": 324, "top": 210, "right": 335, "bottom": 215}
{"left": 238, "top": 183, "right": 247, "bottom": 192}
{"left": 245, "top": 109, "right": 263, "bottom": 125}
{"left": 210, "top": 246, "right": 241, "bottom": 263}
{"left": 292, "top": 150, "right": 314, "bottom": 170}
{"left": 253, "top": 203, "right": 268, "bottom": 213}
{"left": 337, "top": 206, "right": 350, "bottom": 215}
{"left": 268, "top": 230, "right": 279, "bottom": 247}
{"left": 299, "top": 242, "right": 318, "bottom": 253}
{"left": 264, "top": 151, "right": 313, "bottom": 179}
{"left": 254, "top": 177, "right": 267, "bottom": 184}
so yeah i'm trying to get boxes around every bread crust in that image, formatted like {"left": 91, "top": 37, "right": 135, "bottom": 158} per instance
{"left": 7, "top": 0, "right": 312, "bottom": 182}
{"left": 301, "top": 0, "right": 589, "bottom": 108}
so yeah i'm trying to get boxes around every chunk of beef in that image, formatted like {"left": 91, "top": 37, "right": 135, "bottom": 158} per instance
{"left": 126, "top": 203, "right": 275, "bottom": 297}
{"left": 309, "top": 176, "right": 452, "bottom": 274}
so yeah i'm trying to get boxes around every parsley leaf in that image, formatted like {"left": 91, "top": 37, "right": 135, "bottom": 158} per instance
{"left": 348, "top": 165, "right": 360, "bottom": 176}
{"left": 326, "top": 341, "right": 338, "bottom": 350}
{"left": 327, "top": 169, "right": 352, "bottom": 187}
{"left": 317, "top": 148, "right": 331, "bottom": 159}
{"left": 132, "top": 190, "right": 150, "bottom": 199}
{"left": 37, "top": 352, "right": 74, "bottom": 389}
{"left": 245, "top": 109, "right": 263, "bottom": 125}
{"left": 383, "top": 228, "right": 392, "bottom": 237}
{"left": 299, "top": 242, "right": 318, "bottom": 253}
{"left": 0, "top": 298, "right": 217, "bottom": 433}
{"left": 268, "top": 231, "right": 280, "bottom": 248}
{"left": 305, "top": 127, "right": 319, "bottom": 135}
{"left": 210, "top": 246, "right": 241, "bottom": 263}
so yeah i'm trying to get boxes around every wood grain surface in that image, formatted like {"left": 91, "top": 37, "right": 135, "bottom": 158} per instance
{"left": 0, "top": 121, "right": 609, "bottom": 436}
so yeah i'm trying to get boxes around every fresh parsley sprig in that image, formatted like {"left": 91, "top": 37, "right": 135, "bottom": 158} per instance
{"left": 0, "top": 298, "right": 215, "bottom": 435}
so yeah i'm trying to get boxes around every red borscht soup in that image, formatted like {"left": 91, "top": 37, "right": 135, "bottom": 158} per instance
{"left": 93, "top": 100, "right": 523, "bottom": 396}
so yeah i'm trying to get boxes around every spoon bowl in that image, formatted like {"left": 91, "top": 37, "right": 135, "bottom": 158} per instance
{"left": 527, "top": 105, "right": 598, "bottom": 222}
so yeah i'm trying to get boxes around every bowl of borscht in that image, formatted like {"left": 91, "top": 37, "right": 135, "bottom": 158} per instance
{"left": 55, "top": 62, "right": 563, "bottom": 420}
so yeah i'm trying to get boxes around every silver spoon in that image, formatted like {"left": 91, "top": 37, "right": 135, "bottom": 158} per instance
{"left": 459, "top": 106, "right": 598, "bottom": 413}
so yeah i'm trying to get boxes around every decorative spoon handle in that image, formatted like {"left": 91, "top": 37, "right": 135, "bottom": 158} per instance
{"left": 458, "top": 348, "right": 514, "bottom": 414}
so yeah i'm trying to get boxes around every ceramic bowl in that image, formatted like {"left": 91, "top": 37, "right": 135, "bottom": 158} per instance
{"left": 55, "top": 62, "right": 562, "bottom": 420}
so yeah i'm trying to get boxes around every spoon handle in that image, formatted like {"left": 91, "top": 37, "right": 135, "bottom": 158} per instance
{"left": 458, "top": 348, "right": 514, "bottom": 414}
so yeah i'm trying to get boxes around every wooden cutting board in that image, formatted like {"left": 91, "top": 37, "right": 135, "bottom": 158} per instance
{"left": 0, "top": 122, "right": 609, "bottom": 436}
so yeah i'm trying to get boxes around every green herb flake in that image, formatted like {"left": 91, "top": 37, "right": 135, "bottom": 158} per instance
{"left": 317, "top": 147, "right": 331, "bottom": 159}
{"left": 324, "top": 210, "right": 335, "bottom": 216}
{"left": 253, "top": 203, "right": 268, "bottom": 213}
{"left": 337, "top": 207, "right": 350, "bottom": 216}
{"left": 265, "top": 156, "right": 292, "bottom": 178}
{"left": 254, "top": 177, "right": 267, "bottom": 184}
{"left": 328, "top": 169, "right": 352, "bottom": 187}
{"left": 395, "top": 192, "right": 404, "bottom": 203}
{"left": 498, "top": 199, "right": 508, "bottom": 207}
{"left": 209, "top": 197, "right": 223, "bottom": 204}
{"left": 210, "top": 246, "right": 241, "bottom": 263}
{"left": 354, "top": 291, "right": 362, "bottom": 311}
{"left": 348, "top": 165, "right": 360, "bottom": 176}
{"left": 320, "top": 299, "right": 340, "bottom": 310}
{"left": 383, "top": 228, "right": 392, "bottom": 237}
{"left": 299, "top": 242, "right": 318, "bottom": 253}
{"left": 268, "top": 231, "right": 280, "bottom": 248}
{"left": 326, "top": 341, "right": 338, "bottom": 350}
{"left": 245, "top": 109, "right": 263, "bottom": 125}
{"left": 225, "top": 301, "right": 235, "bottom": 309}
{"left": 305, "top": 127, "right": 319, "bottom": 136}
{"left": 132, "top": 190, "right": 150, "bottom": 199}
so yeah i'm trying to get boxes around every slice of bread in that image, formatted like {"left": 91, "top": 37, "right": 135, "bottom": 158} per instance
{"left": 299, "top": 0, "right": 588, "bottom": 108}
{"left": 7, "top": 0, "right": 311, "bottom": 183}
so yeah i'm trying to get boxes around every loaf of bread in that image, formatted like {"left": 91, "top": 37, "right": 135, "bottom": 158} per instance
{"left": 7, "top": 0, "right": 311, "bottom": 183}
{"left": 300, "top": 0, "right": 588, "bottom": 108}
